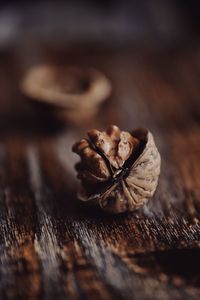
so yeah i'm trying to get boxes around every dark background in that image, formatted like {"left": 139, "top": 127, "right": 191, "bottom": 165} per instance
{"left": 0, "top": 0, "right": 199, "bottom": 47}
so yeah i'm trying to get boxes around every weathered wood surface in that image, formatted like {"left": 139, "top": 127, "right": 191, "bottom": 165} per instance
{"left": 0, "top": 43, "right": 200, "bottom": 300}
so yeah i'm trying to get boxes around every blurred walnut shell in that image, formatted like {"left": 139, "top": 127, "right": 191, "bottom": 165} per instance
{"left": 73, "top": 126, "right": 161, "bottom": 214}
{"left": 21, "top": 65, "right": 112, "bottom": 124}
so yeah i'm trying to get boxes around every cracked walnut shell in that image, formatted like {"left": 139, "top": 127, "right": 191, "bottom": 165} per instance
{"left": 72, "top": 126, "right": 161, "bottom": 214}
{"left": 21, "top": 65, "right": 112, "bottom": 124}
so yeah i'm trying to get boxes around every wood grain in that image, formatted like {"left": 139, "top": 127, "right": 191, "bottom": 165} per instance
{"left": 0, "top": 42, "right": 200, "bottom": 300}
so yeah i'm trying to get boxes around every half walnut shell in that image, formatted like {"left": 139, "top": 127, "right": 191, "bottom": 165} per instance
{"left": 72, "top": 126, "right": 161, "bottom": 214}
{"left": 21, "top": 65, "right": 112, "bottom": 124}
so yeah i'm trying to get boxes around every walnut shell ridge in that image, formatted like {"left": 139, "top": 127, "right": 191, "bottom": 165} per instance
{"left": 72, "top": 126, "right": 161, "bottom": 214}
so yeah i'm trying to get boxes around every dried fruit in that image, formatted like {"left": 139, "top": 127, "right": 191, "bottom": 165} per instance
{"left": 72, "top": 125, "right": 161, "bottom": 213}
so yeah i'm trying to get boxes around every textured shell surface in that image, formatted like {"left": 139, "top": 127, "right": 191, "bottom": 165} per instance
{"left": 103, "top": 132, "right": 161, "bottom": 213}
{"left": 74, "top": 127, "right": 161, "bottom": 214}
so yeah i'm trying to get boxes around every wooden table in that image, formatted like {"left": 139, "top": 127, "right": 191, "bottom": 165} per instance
{"left": 0, "top": 42, "right": 200, "bottom": 300}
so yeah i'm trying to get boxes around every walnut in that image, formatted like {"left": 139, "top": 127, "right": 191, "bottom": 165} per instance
{"left": 72, "top": 125, "right": 161, "bottom": 214}
{"left": 21, "top": 65, "right": 112, "bottom": 124}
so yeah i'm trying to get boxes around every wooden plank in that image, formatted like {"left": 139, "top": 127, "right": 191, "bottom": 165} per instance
{"left": 0, "top": 45, "right": 200, "bottom": 299}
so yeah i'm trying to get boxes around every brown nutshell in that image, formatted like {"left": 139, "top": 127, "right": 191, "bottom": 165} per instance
{"left": 21, "top": 65, "right": 112, "bottom": 124}
{"left": 72, "top": 125, "right": 161, "bottom": 214}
